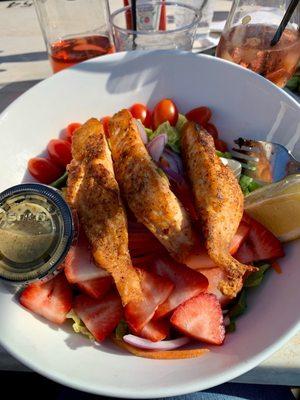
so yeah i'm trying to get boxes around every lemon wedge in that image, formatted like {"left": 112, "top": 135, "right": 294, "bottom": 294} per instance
{"left": 245, "top": 174, "right": 300, "bottom": 242}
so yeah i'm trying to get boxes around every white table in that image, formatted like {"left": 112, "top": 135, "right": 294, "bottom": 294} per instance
{"left": 0, "top": 0, "right": 300, "bottom": 387}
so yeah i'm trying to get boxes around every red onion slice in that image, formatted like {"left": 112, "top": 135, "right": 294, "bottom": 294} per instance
{"left": 135, "top": 119, "right": 148, "bottom": 144}
{"left": 163, "top": 168, "right": 185, "bottom": 186}
{"left": 163, "top": 168, "right": 198, "bottom": 221}
{"left": 123, "top": 334, "right": 190, "bottom": 350}
{"left": 147, "top": 134, "right": 168, "bottom": 162}
{"left": 160, "top": 148, "right": 184, "bottom": 175}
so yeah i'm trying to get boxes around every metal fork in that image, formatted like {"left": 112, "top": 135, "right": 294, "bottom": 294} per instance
{"left": 232, "top": 138, "right": 300, "bottom": 184}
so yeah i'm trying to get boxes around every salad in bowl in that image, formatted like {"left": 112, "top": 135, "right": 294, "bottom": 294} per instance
{"left": 15, "top": 97, "right": 290, "bottom": 359}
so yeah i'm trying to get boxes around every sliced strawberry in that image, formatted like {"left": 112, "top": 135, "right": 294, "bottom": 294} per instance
{"left": 199, "top": 268, "right": 231, "bottom": 307}
{"left": 128, "top": 229, "right": 167, "bottom": 263}
{"left": 134, "top": 319, "right": 170, "bottom": 342}
{"left": 152, "top": 257, "right": 208, "bottom": 319}
{"left": 74, "top": 292, "right": 122, "bottom": 342}
{"left": 184, "top": 245, "right": 216, "bottom": 270}
{"left": 64, "top": 231, "right": 108, "bottom": 284}
{"left": 230, "top": 220, "right": 250, "bottom": 254}
{"left": 20, "top": 273, "right": 72, "bottom": 325}
{"left": 235, "top": 214, "right": 285, "bottom": 264}
{"left": 235, "top": 240, "right": 255, "bottom": 264}
{"left": 125, "top": 268, "right": 174, "bottom": 332}
{"left": 170, "top": 293, "right": 225, "bottom": 345}
{"left": 185, "top": 221, "right": 250, "bottom": 270}
{"left": 129, "top": 232, "right": 164, "bottom": 254}
{"left": 132, "top": 254, "right": 157, "bottom": 269}
{"left": 77, "top": 276, "right": 113, "bottom": 299}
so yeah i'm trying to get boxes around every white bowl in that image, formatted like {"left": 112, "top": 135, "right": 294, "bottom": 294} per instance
{"left": 0, "top": 51, "right": 299, "bottom": 398}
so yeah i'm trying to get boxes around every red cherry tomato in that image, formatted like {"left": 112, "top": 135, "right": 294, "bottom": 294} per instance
{"left": 129, "top": 104, "right": 152, "bottom": 128}
{"left": 28, "top": 157, "right": 62, "bottom": 184}
{"left": 185, "top": 107, "right": 212, "bottom": 126}
{"left": 203, "top": 122, "right": 218, "bottom": 139}
{"left": 65, "top": 122, "right": 82, "bottom": 142}
{"left": 100, "top": 116, "right": 111, "bottom": 137}
{"left": 214, "top": 138, "right": 228, "bottom": 152}
{"left": 152, "top": 99, "right": 178, "bottom": 130}
{"left": 47, "top": 139, "right": 72, "bottom": 167}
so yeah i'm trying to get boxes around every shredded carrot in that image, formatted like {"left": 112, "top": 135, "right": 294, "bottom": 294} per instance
{"left": 112, "top": 336, "right": 209, "bottom": 359}
{"left": 271, "top": 261, "right": 282, "bottom": 274}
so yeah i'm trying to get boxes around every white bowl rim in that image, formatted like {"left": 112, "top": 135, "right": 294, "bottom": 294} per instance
{"left": 1, "top": 321, "right": 300, "bottom": 398}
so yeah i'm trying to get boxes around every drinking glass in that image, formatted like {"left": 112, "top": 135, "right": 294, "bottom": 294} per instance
{"left": 216, "top": 0, "right": 300, "bottom": 88}
{"left": 34, "top": 0, "right": 114, "bottom": 73}
{"left": 111, "top": 1, "right": 200, "bottom": 51}
{"left": 185, "top": 0, "right": 216, "bottom": 50}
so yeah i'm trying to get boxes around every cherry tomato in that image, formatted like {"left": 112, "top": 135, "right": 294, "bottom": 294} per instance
{"left": 185, "top": 106, "right": 212, "bottom": 126}
{"left": 214, "top": 138, "right": 228, "bottom": 152}
{"left": 65, "top": 122, "right": 82, "bottom": 142}
{"left": 152, "top": 99, "right": 178, "bottom": 130}
{"left": 28, "top": 157, "right": 62, "bottom": 184}
{"left": 47, "top": 139, "right": 72, "bottom": 167}
{"left": 203, "top": 122, "right": 218, "bottom": 140}
{"left": 100, "top": 116, "right": 111, "bottom": 137}
{"left": 129, "top": 104, "right": 152, "bottom": 128}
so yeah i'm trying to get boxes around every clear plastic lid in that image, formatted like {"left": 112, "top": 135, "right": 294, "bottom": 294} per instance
{"left": 0, "top": 184, "right": 74, "bottom": 284}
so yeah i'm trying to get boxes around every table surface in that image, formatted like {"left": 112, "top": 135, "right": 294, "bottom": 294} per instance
{"left": 1, "top": 0, "right": 300, "bottom": 388}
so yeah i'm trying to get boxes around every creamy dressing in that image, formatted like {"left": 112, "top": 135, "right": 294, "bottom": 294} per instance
{"left": 0, "top": 230, "right": 55, "bottom": 264}
{"left": 0, "top": 200, "right": 55, "bottom": 264}
{"left": 0, "top": 184, "right": 74, "bottom": 284}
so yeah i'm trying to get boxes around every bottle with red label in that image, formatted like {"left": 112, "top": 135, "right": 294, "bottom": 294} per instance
{"left": 123, "top": 0, "right": 166, "bottom": 31}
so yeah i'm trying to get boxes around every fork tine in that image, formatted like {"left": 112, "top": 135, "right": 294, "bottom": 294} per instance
{"left": 234, "top": 138, "right": 270, "bottom": 159}
{"left": 234, "top": 138, "right": 253, "bottom": 148}
{"left": 237, "top": 162, "right": 257, "bottom": 172}
{"left": 234, "top": 137, "right": 262, "bottom": 149}
{"left": 229, "top": 157, "right": 256, "bottom": 172}
{"left": 232, "top": 145, "right": 261, "bottom": 153}
{"left": 231, "top": 148, "right": 260, "bottom": 163}
{"left": 232, "top": 137, "right": 298, "bottom": 183}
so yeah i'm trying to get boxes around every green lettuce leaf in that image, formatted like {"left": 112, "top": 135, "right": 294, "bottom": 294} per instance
{"left": 244, "top": 264, "right": 270, "bottom": 288}
{"left": 175, "top": 114, "right": 187, "bottom": 132}
{"left": 228, "top": 290, "right": 247, "bottom": 320}
{"left": 50, "top": 171, "right": 68, "bottom": 190}
{"left": 226, "top": 263, "right": 272, "bottom": 332}
{"left": 226, "top": 290, "right": 247, "bottom": 333}
{"left": 115, "top": 320, "right": 129, "bottom": 340}
{"left": 67, "top": 310, "right": 95, "bottom": 341}
{"left": 151, "top": 121, "right": 181, "bottom": 153}
{"left": 239, "top": 174, "right": 261, "bottom": 195}
{"left": 226, "top": 321, "right": 236, "bottom": 333}
{"left": 216, "top": 150, "right": 233, "bottom": 159}
{"left": 145, "top": 127, "right": 154, "bottom": 140}
{"left": 286, "top": 75, "right": 300, "bottom": 92}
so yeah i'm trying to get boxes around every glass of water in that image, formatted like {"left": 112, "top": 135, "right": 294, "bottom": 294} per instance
{"left": 111, "top": 1, "right": 200, "bottom": 51}
{"left": 186, "top": 0, "right": 216, "bottom": 50}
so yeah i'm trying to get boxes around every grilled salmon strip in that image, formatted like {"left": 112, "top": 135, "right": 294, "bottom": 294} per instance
{"left": 109, "top": 109, "right": 197, "bottom": 263}
{"left": 181, "top": 122, "right": 256, "bottom": 298}
{"left": 66, "top": 118, "right": 142, "bottom": 305}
